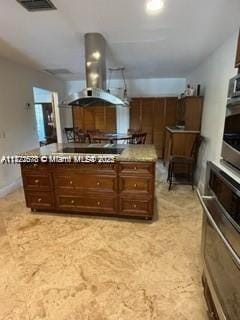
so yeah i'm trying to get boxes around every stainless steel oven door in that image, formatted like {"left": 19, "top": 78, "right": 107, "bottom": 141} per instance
{"left": 198, "top": 191, "right": 240, "bottom": 320}
{"left": 222, "top": 98, "right": 240, "bottom": 171}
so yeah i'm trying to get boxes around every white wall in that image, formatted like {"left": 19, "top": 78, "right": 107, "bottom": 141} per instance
{"left": 187, "top": 31, "right": 238, "bottom": 190}
{"left": 64, "top": 78, "right": 186, "bottom": 133}
{"left": 0, "top": 57, "right": 66, "bottom": 193}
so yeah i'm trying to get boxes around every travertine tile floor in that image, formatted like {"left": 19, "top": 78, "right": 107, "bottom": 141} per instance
{"left": 0, "top": 163, "right": 208, "bottom": 319}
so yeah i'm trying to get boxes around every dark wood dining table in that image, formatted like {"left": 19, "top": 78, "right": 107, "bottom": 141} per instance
{"left": 91, "top": 133, "right": 133, "bottom": 144}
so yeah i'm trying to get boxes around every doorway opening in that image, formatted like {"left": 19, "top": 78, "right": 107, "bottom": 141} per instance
{"left": 33, "top": 88, "right": 61, "bottom": 146}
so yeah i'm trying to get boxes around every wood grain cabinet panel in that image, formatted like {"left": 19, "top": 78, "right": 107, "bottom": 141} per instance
{"left": 54, "top": 174, "right": 117, "bottom": 193}
{"left": 141, "top": 98, "right": 154, "bottom": 144}
{"left": 22, "top": 174, "right": 52, "bottom": 191}
{"left": 119, "top": 177, "right": 152, "bottom": 194}
{"left": 72, "top": 105, "right": 116, "bottom": 132}
{"left": 119, "top": 198, "right": 152, "bottom": 217}
{"left": 119, "top": 162, "right": 154, "bottom": 175}
{"left": 130, "top": 98, "right": 142, "bottom": 131}
{"left": 177, "top": 97, "right": 203, "bottom": 131}
{"left": 130, "top": 97, "right": 178, "bottom": 159}
{"left": 25, "top": 191, "right": 54, "bottom": 209}
{"left": 56, "top": 195, "right": 117, "bottom": 214}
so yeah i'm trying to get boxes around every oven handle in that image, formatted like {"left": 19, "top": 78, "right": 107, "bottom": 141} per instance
{"left": 196, "top": 189, "right": 240, "bottom": 268}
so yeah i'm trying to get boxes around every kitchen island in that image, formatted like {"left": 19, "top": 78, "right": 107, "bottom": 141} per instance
{"left": 20, "top": 143, "right": 157, "bottom": 220}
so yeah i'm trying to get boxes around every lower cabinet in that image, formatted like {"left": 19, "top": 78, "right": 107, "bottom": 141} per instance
{"left": 21, "top": 161, "right": 155, "bottom": 220}
{"left": 56, "top": 194, "right": 117, "bottom": 214}
{"left": 119, "top": 198, "right": 153, "bottom": 217}
{"left": 25, "top": 191, "right": 55, "bottom": 209}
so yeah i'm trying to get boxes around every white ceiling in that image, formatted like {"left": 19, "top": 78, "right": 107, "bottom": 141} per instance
{"left": 0, "top": 0, "right": 239, "bottom": 81}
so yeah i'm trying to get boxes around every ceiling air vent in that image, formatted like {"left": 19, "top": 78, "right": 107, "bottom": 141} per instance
{"left": 44, "top": 69, "right": 73, "bottom": 75}
{"left": 16, "top": 0, "right": 56, "bottom": 12}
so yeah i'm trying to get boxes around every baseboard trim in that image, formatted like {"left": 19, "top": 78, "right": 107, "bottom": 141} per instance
{"left": 0, "top": 177, "right": 23, "bottom": 198}
{"left": 197, "top": 181, "right": 205, "bottom": 195}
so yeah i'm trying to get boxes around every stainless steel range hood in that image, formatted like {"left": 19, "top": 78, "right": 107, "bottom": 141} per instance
{"left": 62, "top": 33, "right": 129, "bottom": 107}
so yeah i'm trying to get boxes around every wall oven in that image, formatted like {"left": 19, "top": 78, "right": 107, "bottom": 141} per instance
{"left": 222, "top": 96, "right": 240, "bottom": 171}
{"left": 197, "top": 162, "right": 240, "bottom": 320}
{"left": 228, "top": 74, "right": 240, "bottom": 99}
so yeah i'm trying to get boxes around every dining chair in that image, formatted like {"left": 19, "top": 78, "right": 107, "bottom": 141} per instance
{"left": 127, "top": 128, "right": 142, "bottom": 135}
{"left": 117, "top": 137, "right": 134, "bottom": 144}
{"left": 131, "top": 133, "right": 147, "bottom": 144}
{"left": 64, "top": 128, "right": 75, "bottom": 143}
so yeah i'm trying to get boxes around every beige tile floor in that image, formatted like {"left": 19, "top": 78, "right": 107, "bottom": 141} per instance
{"left": 0, "top": 163, "right": 208, "bottom": 320}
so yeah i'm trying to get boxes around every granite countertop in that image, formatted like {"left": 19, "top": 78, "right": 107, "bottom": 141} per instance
{"left": 19, "top": 143, "right": 158, "bottom": 162}
{"left": 166, "top": 126, "right": 200, "bottom": 134}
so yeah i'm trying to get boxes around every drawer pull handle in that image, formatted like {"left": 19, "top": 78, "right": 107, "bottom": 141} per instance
{"left": 37, "top": 198, "right": 42, "bottom": 203}
{"left": 71, "top": 200, "right": 75, "bottom": 204}
{"left": 35, "top": 179, "right": 39, "bottom": 184}
{"left": 133, "top": 204, "right": 137, "bottom": 209}
{"left": 97, "top": 201, "right": 101, "bottom": 206}
{"left": 134, "top": 184, "right": 137, "bottom": 188}
{"left": 69, "top": 181, "right": 73, "bottom": 185}
{"left": 96, "top": 181, "right": 101, "bottom": 186}
{"left": 134, "top": 166, "right": 137, "bottom": 170}
{"left": 33, "top": 164, "right": 38, "bottom": 168}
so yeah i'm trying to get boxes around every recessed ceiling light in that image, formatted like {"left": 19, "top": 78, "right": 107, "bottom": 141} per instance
{"left": 92, "top": 51, "right": 101, "bottom": 60}
{"left": 146, "top": 0, "right": 164, "bottom": 14}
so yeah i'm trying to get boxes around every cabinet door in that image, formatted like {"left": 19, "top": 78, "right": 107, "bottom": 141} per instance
{"left": 235, "top": 30, "right": 240, "bottom": 68}
{"left": 177, "top": 99, "right": 186, "bottom": 124}
{"left": 94, "top": 106, "right": 105, "bottom": 131}
{"left": 184, "top": 97, "right": 203, "bottom": 130}
{"left": 72, "top": 107, "right": 84, "bottom": 129}
{"left": 165, "top": 97, "right": 178, "bottom": 126}
{"left": 130, "top": 98, "right": 141, "bottom": 130}
{"left": 141, "top": 98, "right": 154, "bottom": 144}
{"left": 72, "top": 105, "right": 116, "bottom": 132}
{"left": 153, "top": 98, "right": 165, "bottom": 158}
{"left": 105, "top": 107, "right": 116, "bottom": 132}
{"left": 84, "top": 108, "right": 95, "bottom": 130}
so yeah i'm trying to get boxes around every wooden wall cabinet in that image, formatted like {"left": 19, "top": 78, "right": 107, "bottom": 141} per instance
{"left": 177, "top": 96, "right": 203, "bottom": 131}
{"left": 235, "top": 29, "right": 240, "bottom": 68}
{"left": 130, "top": 97, "right": 179, "bottom": 158}
{"left": 72, "top": 105, "right": 116, "bottom": 132}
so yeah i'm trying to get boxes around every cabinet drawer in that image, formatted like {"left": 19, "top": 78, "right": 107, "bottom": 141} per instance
{"left": 22, "top": 174, "right": 52, "bottom": 191}
{"left": 119, "top": 198, "right": 153, "bottom": 217}
{"left": 56, "top": 195, "right": 116, "bottom": 213}
{"left": 54, "top": 174, "right": 116, "bottom": 193}
{"left": 119, "top": 162, "right": 154, "bottom": 175}
{"left": 119, "top": 176, "right": 152, "bottom": 194}
{"left": 55, "top": 163, "right": 117, "bottom": 174}
{"left": 25, "top": 191, "right": 54, "bottom": 209}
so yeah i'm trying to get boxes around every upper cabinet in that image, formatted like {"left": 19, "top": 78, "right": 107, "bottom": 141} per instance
{"left": 72, "top": 106, "right": 116, "bottom": 132}
{"left": 177, "top": 96, "right": 203, "bottom": 131}
{"left": 235, "top": 29, "right": 240, "bottom": 68}
{"left": 130, "top": 97, "right": 179, "bottom": 158}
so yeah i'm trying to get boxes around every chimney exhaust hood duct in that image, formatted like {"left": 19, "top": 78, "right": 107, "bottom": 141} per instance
{"left": 62, "top": 33, "right": 129, "bottom": 108}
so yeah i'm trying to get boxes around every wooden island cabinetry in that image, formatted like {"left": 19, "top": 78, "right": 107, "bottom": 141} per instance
{"left": 21, "top": 151, "right": 156, "bottom": 220}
